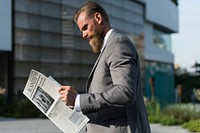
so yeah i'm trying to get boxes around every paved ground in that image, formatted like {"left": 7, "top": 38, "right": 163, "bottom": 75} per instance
{"left": 0, "top": 118, "right": 62, "bottom": 133}
{"left": 150, "top": 123, "right": 192, "bottom": 133}
{"left": 0, "top": 117, "right": 193, "bottom": 133}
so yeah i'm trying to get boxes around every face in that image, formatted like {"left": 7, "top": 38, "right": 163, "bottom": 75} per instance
{"left": 77, "top": 12, "right": 104, "bottom": 53}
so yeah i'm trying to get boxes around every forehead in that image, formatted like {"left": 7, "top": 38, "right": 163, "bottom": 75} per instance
{"left": 77, "top": 12, "right": 90, "bottom": 30}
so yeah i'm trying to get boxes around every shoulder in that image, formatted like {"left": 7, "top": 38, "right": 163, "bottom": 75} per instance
{"left": 104, "top": 30, "right": 138, "bottom": 63}
{"left": 109, "top": 30, "right": 128, "bottom": 40}
{"left": 108, "top": 30, "right": 134, "bottom": 47}
{"left": 107, "top": 30, "right": 136, "bottom": 51}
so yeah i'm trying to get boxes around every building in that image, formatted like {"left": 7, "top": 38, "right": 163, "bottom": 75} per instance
{"left": 0, "top": 0, "right": 13, "bottom": 103}
{"left": 0, "top": 0, "right": 178, "bottom": 108}
{"left": 138, "top": 0, "right": 179, "bottom": 107}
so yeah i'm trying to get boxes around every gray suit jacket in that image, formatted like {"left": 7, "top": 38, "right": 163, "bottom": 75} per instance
{"left": 80, "top": 30, "right": 151, "bottom": 133}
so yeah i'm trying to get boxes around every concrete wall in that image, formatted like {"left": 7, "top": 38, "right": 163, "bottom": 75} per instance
{"left": 140, "top": 0, "right": 179, "bottom": 32}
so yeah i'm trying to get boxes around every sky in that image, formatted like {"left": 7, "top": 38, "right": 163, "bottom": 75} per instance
{"left": 172, "top": 0, "right": 200, "bottom": 72}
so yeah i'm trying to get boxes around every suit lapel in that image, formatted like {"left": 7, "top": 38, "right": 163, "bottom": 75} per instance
{"left": 85, "top": 30, "right": 116, "bottom": 92}
{"left": 86, "top": 46, "right": 106, "bottom": 92}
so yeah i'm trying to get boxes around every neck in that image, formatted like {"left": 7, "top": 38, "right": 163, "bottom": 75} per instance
{"left": 103, "top": 24, "right": 111, "bottom": 35}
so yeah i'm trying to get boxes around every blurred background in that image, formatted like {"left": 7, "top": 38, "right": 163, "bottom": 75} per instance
{"left": 0, "top": 0, "right": 199, "bottom": 132}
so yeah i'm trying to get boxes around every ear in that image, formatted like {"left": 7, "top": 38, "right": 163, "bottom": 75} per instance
{"left": 94, "top": 12, "right": 102, "bottom": 24}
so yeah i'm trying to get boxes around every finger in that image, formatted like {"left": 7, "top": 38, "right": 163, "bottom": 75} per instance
{"left": 60, "top": 95, "right": 67, "bottom": 102}
{"left": 58, "top": 87, "right": 65, "bottom": 93}
{"left": 59, "top": 90, "right": 67, "bottom": 95}
{"left": 58, "top": 86, "right": 67, "bottom": 91}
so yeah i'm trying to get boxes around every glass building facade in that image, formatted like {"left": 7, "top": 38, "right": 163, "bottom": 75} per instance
{"left": 0, "top": 0, "right": 179, "bottom": 108}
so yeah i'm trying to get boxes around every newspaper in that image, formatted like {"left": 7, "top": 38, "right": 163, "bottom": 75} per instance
{"left": 23, "top": 69, "right": 89, "bottom": 133}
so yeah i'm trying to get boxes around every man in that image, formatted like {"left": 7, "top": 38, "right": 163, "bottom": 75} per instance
{"left": 59, "top": 1, "right": 151, "bottom": 133}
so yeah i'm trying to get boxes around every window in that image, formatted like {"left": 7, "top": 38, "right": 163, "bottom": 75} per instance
{"left": 153, "top": 29, "right": 171, "bottom": 52}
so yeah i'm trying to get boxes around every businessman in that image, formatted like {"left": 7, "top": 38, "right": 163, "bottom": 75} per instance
{"left": 59, "top": 1, "right": 151, "bottom": 133}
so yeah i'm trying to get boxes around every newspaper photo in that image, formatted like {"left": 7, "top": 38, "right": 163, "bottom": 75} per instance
{"left": 23, "top": 69, "right": 89, "bottom": 133}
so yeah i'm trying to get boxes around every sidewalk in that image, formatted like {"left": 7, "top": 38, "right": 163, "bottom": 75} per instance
{"left": 0, "top": 118, "right": 62, "bottom": 133}
{"left": 0, "top": 118, "right": 193, "bottom": 133}
{"left": 150, "top": 123, "right": 192, "bottom": 133}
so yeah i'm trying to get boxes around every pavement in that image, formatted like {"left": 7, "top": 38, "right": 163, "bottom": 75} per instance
{"left": 150, "top": 123, "right": 192, "bottom": 133}
{"left": 0, "top": 118, "right": 62, "bottom": 133}
{"left": 0, "top": 117, "right": 194, "bottom": 133}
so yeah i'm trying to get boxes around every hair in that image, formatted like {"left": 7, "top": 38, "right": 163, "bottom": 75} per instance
{"left": 73, "top": 0, "right": 110, "bottom": 24}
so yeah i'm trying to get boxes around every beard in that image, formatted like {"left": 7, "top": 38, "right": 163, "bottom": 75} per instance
{"left": 89, "top": 25, "right": 105, "bottom": 53}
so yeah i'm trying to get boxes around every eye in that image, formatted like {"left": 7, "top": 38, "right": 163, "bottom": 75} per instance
{"left": 82, "top": 24, "right": 88, "bottom": 31}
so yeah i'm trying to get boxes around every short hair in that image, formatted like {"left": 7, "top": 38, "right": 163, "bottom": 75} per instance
{"left": 73, "top": 0, "right": 110, "bottom": 23}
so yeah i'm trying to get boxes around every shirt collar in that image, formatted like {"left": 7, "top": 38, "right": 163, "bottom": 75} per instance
{"left": 101, "top": 29, "right": 114, "bottom": 52}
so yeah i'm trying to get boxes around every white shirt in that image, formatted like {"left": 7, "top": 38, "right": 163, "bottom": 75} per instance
{"left": 101, "top": 29, "right": 114, "bottom": 52}
{"left": 75, "top": 29, "right": 114, "bottom": 112}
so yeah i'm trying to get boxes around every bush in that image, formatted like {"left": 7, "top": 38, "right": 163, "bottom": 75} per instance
{"left": 146, "top": 98, "right": 161, "bottom": 123}
{"left": 146, "top": 103, "right": 200, "bottom": 126}
{"left": 14, "top": 100, "right": 45, "bottom": 118}
{"left": 159, "top": 104, "right": 200, "bottom": 126}
{"left": 183, "top": 119, "right": 200, "bottom": 132}
{"left": 160, "top": 115, "right": 182, "bottom": 125}
{"left": 4, "top": 98, "right": 45, "bottom": 118}
{"left": 162, "top": 104, "right": 200, "bottom": 123}
{"left": 148, "top": 115, "right": 160, "bottom": 123}
{"left": 0, "top": 95, "right": 6, "bottom": 115}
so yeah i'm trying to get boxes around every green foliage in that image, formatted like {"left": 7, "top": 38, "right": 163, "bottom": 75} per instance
{"left": 175, "top": 74, "right": 200, "bottom": 103}
{"left": 14, "top": 100, "right": 44, "bottom": 118}
{"left": 159, "top": 104, "right": 200, "bottom": 126}
{"left": 159, "top": 115, "right": 181, "bottom": 125}
{"left": 146, "top": 98, "right": 161, "bottom": 123}
{"left": 3, "top": 97, "right": 45, "bottom": 118}
{"left": 146, "top": 101, "right": 183, "bottom": 125}
{"left": 147, "top": 102, "right": 200, "bottom": 128}
{"left": 183, "top": 119, "right": 200, "bottom": 132}
{"left": 146, "top": 103, "right": 200, "bottom": 132}
{"left": 0, "top": 95, "right": 6, "bottom": 114}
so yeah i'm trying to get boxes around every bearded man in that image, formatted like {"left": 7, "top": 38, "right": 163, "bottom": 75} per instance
{"left": 58, "top": 1, "right": 151, "bottom": 133}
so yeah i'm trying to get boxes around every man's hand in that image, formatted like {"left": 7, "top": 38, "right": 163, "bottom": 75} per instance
{"left": 58, "top": 86, "right": 78, "bottom": 106}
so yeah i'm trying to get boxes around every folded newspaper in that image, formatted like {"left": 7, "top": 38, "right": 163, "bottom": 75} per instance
{"left": 23, "top": 69, "right": 89, "bottom": 133}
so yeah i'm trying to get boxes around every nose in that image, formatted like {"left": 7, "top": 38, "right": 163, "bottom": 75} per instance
{"left": 82, "top": 31, "right": 87, "bottom": 39}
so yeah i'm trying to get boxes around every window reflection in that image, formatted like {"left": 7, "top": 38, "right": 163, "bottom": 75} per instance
{"left": 153, "top": 29, "right": 171, "bottom": 52}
